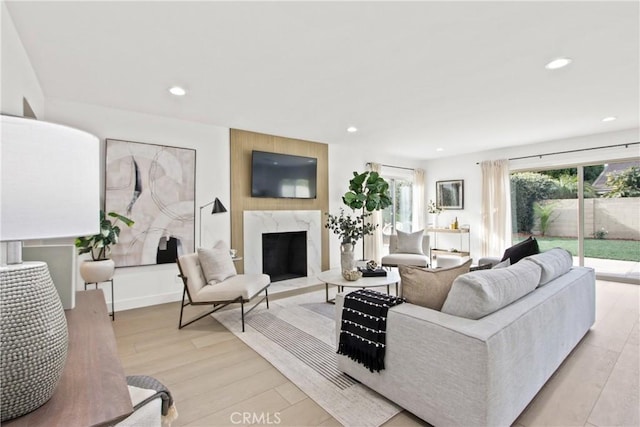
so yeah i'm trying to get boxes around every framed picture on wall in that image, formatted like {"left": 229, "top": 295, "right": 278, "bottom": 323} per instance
{"left": 105, "top": 138, "right": 196, "bottom": 267}
{"left": 436, "top": 180, "right": 464, "bottom": 210}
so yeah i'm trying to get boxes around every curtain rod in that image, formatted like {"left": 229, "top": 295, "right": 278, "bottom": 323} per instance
{"left": 366, "top": 162, "right": 415, "bottom": 171}
{"left": 477, "top": 141, "right": 640, "bottom": 164}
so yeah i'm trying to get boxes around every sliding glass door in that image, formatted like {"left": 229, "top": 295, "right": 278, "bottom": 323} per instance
{"left": 511, "top": 159, "right": 639, "bottom": 283}
{"left": 510, "top": 168, "right": 579, "bottom": 260}
{"left": 582, "top": 160, "right": 640, "bottom": 280}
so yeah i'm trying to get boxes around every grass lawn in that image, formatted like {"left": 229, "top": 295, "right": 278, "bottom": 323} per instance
{"left": 515, "top": 236, "right": 640, "bottom": 262}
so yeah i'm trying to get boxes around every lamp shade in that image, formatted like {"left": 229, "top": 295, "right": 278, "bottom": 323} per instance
{"left": 1, "top": 115, "right": 100, "bottom": 241}
{"left": 211, "top": 197, "right": 227, "bottom": 214}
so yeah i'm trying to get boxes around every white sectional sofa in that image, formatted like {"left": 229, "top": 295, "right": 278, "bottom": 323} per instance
{"left": 335, "top": 255, "right": 596, "bottom": 426}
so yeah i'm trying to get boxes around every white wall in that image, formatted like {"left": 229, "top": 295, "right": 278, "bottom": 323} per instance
{"left": 45, "top": 98, "right": 230, "bottom": 310}
{"left": 0, "top": 1, "right": 44, "bottom": 117}
{"left": 424, "top": 128, "right": 640, "bottom": 259}
{"left": 327, "top": 144, "right": 426, "bottom": 267}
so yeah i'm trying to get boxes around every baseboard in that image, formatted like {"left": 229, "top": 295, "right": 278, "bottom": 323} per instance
{"left": 114, "top": 291, "right": 183, "bottom": 312}
{"left": 596, "top": 272, "right": 640, "bottom": 285}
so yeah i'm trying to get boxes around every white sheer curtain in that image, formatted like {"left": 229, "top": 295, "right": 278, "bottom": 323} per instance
{"left": 364, "top": 162, "right": 383, "bottom": 262}
{"left": 412, "top": 168, "right": 425, "bottom": 231}
{"left": 480, "top": 159, "right": 512, "bottom": 257}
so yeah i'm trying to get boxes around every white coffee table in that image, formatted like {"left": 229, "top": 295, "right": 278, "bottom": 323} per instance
{"left": 317, "top": 268, "right": 400, "bottom": 304}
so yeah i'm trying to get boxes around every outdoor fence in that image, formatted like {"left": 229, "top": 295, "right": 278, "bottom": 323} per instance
{"left": 534, "top": 197, "right": 640, "bottom": 240}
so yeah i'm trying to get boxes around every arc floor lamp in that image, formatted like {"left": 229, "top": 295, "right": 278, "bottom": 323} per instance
{"left": 198, "top": 197, "right": 227, "bottom": 247}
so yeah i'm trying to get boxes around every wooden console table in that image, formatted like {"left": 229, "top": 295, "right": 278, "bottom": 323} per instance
{"left": 5, "top": 290, "right": 133, "bottom": 426}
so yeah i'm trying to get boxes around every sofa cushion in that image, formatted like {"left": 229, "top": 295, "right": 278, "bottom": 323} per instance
{"left": 399, "top": 259, "right": 472, "bottom": 310}
{"left": 195, "top": 274, "right": 270, "bottom": 302}
{"left": 441, "top": 259, "right": 541, "bottom": 319}
{"left": 501, "top": 236, "right": 539, "bottom": 264}
{"left": 396, "top": 229, "right": 424, "bottom": 255}
{"left": 525, "top": 247, "right": 573, "bottom": 286}
{"left": 197, "top": 242, "right": 237, "bottom": 284}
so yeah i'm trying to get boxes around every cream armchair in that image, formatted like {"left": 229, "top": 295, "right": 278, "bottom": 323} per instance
{"left": 381, "top": 232, "right": 430, "bottom": 268}
{"left": 177, "top": 252, "right": 270, "bottom": 332}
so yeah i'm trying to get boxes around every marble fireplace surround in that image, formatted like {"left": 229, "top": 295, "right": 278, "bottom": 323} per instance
{"left": 243, "top": 210, "right": 322, "bottom": 279}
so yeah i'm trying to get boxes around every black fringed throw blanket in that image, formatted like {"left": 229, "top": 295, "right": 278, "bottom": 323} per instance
{"left": 337, "top": 289, "right": 404, "bottom": 372}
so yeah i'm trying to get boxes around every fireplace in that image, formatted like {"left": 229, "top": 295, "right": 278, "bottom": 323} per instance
{"left": 243, "top": 210, "right": 321, "bottom": 282}
{"left": 262, "top": 231, "right": 307, "bottom": 282}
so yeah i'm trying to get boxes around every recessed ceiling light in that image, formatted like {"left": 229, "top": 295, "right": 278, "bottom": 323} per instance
{"left": 168, "top": 86, "right": 186, "bottom": 96}
{"left": 601, "top": 116, "right": 617, "bottom": 122}
{"left": 545, "top": 57, "right": 572, "bottom": 70}
{"left": 346, "top": 126, "right": 358, "bottom": 133}
{"left": 436, "top": 148, "right": 444, "bottom": 152}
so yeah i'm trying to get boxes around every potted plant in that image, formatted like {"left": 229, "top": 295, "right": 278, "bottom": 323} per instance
{"left": 325, "top": 171, "right": 392, "bottom": 270}
{"left": 427, "top": 199, "right": 442, "bottom": 228}
{"left": 325, "top": 209, "right": 376, "bottom": 271}
{"left": 75, "top": 210, "right": 134, "bottom": 283}
{"left": 340, "top": 170, "right": 392, "bottom": 261}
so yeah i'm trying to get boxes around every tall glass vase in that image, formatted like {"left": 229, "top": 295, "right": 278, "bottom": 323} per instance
{"left": 340, "top": 242, "right": 355, "bottom": 271}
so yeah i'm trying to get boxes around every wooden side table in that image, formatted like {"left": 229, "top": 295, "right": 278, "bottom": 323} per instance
{"left": 84, "top": 279, "right": 115, "bottom": 320}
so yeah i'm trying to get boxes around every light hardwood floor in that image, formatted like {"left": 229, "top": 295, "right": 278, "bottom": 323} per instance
{"left": 112, "top": 280, "right": 639, "bottom": 426}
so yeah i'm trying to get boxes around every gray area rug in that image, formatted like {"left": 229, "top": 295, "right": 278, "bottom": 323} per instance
{"left": 212, "top": 290, "right": 401, "bottom": 426}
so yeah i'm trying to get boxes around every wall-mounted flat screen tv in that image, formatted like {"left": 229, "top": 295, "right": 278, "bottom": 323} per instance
{"left": 251, "top": 150, "right": 317, "bottom": 199}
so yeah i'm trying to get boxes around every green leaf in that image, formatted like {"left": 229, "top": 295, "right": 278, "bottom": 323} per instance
{"left": 75, "top": 210, "right": 134, "bottom": 256}
{"left": 108, "top": 211, "right": 135, "bottom": 227}
{"left": 366, "top": 171, "right": 379, "bottom": 183}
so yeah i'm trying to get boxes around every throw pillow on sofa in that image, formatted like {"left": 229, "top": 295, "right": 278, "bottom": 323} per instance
{"left": 197, "top": 241, "right": 237, "bottom": 284}
{"left": 525, "top": 247, "right": 573, "bottom": 285}
{"left": 399, "top": 259, "right": 472, "bottom": 310}
{"left": 441, "top": 259, "right": 542, "bottom": 320}
{"left": 501, "top": 236, "right": 539, "bottom": 265}
{"left": 396, "top": 229, "right": 424, "bottom": 254}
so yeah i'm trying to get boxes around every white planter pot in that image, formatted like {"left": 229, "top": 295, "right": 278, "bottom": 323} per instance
{"left": 79, "top": 259, "right": 115, "bottom": 283}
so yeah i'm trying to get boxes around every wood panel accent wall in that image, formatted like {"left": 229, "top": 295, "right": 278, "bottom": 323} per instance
{"left": 230, "top": 129, "right": 329, "bottom": 273}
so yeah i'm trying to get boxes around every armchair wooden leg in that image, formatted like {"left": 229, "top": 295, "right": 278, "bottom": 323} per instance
{"left": 265, "top": 287, "right": 269, "bottom": 309}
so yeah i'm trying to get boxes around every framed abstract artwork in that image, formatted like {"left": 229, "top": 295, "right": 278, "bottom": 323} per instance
{"left": 105, "top": 139, "right": 196, "bottom": 267}
{"left": 436, "top": 179, "right": 464, "bottom": 210}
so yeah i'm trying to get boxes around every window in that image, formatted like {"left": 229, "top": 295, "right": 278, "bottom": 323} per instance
{"left": 381, "top": 174, "right": 413, "bottom": 254}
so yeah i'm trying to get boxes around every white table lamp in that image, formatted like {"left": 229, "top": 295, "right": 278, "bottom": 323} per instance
{"left": 0, "top": 115, "right": 100, "bottom": 421}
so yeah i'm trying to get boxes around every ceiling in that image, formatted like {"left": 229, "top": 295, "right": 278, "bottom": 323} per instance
{"left": 5, "top": 1, "right": 639, "bottom": 160}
